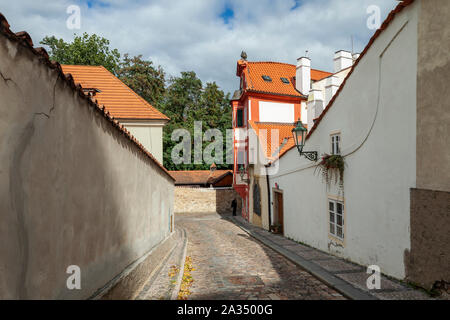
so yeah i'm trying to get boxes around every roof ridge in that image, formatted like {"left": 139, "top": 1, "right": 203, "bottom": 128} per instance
{"left": 99, "top": 66, "right": 169, "bottom": 120}
{"left": 248, "top": 61, "right": 331, "bottom": 74}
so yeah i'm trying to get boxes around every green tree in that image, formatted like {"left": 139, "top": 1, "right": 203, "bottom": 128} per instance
{"left": 40, "top": 33, "right": 121, "bottom": 74}
{"left": 161, "top": 72, "right": 232, "bottom": 171}
{"left": 117, "top": 54, "right": 166, "bottom": 108}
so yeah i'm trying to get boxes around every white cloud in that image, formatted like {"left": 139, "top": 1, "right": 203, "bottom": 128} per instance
{"left": 0, "top": 0, "right": 397, "bottom": 94}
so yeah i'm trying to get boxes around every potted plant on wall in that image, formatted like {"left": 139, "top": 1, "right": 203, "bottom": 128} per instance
{"left": 315, "top": 153, "right": 346, "bottom": 191}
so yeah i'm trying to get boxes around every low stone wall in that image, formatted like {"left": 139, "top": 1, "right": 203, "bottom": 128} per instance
{"left": 174, "top": 187, "right": 242, "bottom": 214}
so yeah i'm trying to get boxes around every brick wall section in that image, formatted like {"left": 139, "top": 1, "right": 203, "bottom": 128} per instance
{"left": 174, "top": 187, "right": 242, "bottom": 214}
{"left": 404, "top": 188, "right": 450, "bottom": 289}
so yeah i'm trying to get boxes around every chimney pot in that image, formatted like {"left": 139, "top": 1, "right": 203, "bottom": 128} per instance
{"left": 296, "top": 57, "right": 311, "bottom": 95}
{"left": 334, "top": 50, "right": 353, "bottom": 73}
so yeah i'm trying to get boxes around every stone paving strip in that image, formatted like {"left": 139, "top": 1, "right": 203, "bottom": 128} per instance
{"left": 176, "top": 212, "right": 346, "bottom": 300}
{"left": 136, "top": 228, "right": 188, "bottom": 300}
{"left": 230, "top": 215, "right": 434, "bottom": 300}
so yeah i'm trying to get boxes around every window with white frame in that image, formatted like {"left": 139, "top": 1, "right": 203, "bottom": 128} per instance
{"left": 329, "top": 199, "right": 344, "bottom": 239}
{"left": 331, "top": 133, "right": 341, "bottom": 155}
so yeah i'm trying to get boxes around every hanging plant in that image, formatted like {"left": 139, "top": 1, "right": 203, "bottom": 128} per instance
{"left": 315, "top": 154, "right": 346, "bottom": 190}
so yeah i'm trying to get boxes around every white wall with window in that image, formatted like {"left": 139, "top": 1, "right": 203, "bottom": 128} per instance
{"left": 267, "top": 2, "right": 419, "bottom": 280}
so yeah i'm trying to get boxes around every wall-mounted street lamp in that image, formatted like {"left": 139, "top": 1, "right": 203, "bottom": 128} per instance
{"left": 292, "top": 120, "right": 318, "bottom": 162}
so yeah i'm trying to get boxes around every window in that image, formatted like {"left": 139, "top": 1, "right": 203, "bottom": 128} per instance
{"left": 331, "top": 133, "right": 341, "bottom": 155}
{"left": 329, "top": 199, "right": 344, "bottom": 239}
{"left": 237, "top": 109, "right": 244, "bottom": 127}
{"left": 280, "top": 77, "right": 290, "bottom": 84}
{"left": 262, "top": 75, "right": 272, "bottom": 82}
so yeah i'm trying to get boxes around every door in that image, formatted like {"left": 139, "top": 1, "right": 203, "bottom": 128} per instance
{"left": 275, "top": 192, "right": 284, "bottom": 235}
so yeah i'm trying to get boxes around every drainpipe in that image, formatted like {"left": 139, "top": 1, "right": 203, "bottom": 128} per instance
{"left": 265, "top": 164, "right": 272, "bottom": 229}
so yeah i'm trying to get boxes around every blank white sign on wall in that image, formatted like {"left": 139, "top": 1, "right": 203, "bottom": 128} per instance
{"left": 259, "top": 101, "right": 294, "bottom": 123}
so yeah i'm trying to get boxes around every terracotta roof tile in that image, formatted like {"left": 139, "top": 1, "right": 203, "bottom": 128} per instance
{"left": 0, "top": 13, "right": 174, "bottom": 181}
{"left": 61, "top": 65, "right": 169, "bottom": 121}
{"left": 240, "top": 61, "right": 332, "bottom": 97}
{"left": 248, "top": 121, "right": 296, "bottom": 160}
{"left": 169, "top": 170, "right": 233, "bottom": 185}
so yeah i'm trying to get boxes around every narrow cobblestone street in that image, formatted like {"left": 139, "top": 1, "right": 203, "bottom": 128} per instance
{"left": 176, "top": 212, "right": 346, "bottom": 300}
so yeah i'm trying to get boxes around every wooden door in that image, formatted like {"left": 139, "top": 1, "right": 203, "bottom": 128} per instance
{"left": 276, "top": 192, "right": 284, "bottom": 235}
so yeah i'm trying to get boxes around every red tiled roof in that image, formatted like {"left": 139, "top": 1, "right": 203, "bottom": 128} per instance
{"left": 306, "top": 0, "right": 415, "bottom": 140}
{"left": 61, "top": 65, "right": 169, "bottom": 121}
{"left": 0, "top": 13, "right": 174, "bottom": 181}
{"left": 239, "top": 61, "right": 332, "bottom": 97}
{"left": 169, "top": 170, "right": 233, "bottom": 186}
{"left": 248, "top": 121, "right": 297, "bottom": 160}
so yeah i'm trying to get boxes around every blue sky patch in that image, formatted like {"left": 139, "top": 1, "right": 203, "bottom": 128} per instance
{"left": 220, "top": 6, "right": 234, "bottom": 24}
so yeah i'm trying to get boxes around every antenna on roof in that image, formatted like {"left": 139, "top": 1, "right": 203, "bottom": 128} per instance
{"left": 351, "top": 35, "right": 354, "bottom": 55}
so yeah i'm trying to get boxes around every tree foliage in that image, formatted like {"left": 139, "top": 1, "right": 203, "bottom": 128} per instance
{"left": 161, "top": 72, "right": 232, "bottom": 171}
{"left": 117, "top": 54, "right": 166, "bottom": 108}
{"left": 40, "top": 33, "right": 121, "bottom": 74}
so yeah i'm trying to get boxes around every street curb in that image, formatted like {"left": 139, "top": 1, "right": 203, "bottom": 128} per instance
{"left": 170, "top": 227, "right": 188, "bottom": 300}
{"left": 230, "top": 217, "right": 377, "bottom": 300}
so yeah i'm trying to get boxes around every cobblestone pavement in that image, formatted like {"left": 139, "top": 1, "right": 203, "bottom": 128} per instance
{"left": 176, "top": 212, "right": 346, "bottom": 300}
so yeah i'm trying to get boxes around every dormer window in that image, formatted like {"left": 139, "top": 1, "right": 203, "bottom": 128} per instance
{"left": 262, "top": 75, "right": 272, "bottom": 82}
{"left": 280, "top": 77, "right": 290, "bottom": 84}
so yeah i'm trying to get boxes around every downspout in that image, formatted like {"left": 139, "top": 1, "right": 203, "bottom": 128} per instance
{"left": 265, "top": 164, "right": 272, "bottom": 229}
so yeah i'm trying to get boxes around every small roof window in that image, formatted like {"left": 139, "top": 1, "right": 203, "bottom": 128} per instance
{"left": 280, "top": 77, "right": 290, "bottom": 84}
{"left": 262, "top": 75, "right": 272, "bottom": 82}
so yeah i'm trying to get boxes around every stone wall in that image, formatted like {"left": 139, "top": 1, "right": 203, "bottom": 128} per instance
{"left": 174, "top": 187, "right": 242, "bottom": 214}
{"left": 404, "top": 188, "right": 450, "bottom": 290}
{"left": 0, "top": 28, "right": 174, "bottom": 299}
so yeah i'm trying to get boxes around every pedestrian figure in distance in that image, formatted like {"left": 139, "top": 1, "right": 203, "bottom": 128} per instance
{"left": 231, "top": 199, "right": 237, "bottom": 216}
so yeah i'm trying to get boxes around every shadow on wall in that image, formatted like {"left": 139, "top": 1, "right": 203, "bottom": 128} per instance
{"left": 0, "top": 31, "right": 172, "bottom": 299}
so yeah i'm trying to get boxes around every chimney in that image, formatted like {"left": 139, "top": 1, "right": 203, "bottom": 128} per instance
{"left": 325, "top": 75, "right": 339, "bottom": 106}
{"left": 352, "top": 53, "right": 360, "bottom": 63}
{"left": 307, "top": 89, "right": 324, "bottom": 131}
{"left": 296, "top": 57, "right": 311, "bottom": 95}
{"left": 334, "top": 50, "right": 352, "bottom": 73}
{"left": 210, "top": 163, "right": 217, "bottom": 173}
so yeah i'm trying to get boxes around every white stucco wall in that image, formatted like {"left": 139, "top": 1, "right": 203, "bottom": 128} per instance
{"left": 259, "top": 101, "right": 294, "bottom": 123}
{"left": 122, "top": 121, "right": 165, "bottom": 164}
{"left": 268, "top": 3, "right": 418, "bottom": 279}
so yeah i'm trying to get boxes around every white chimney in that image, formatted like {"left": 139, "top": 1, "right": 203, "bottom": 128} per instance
{"left": 325, "top": 75, "right": 339, "bottom": 106}
{"left": 296, "top": 57, "right": 311, "bottom": 95}
{"left": 307, "top": 89, "right": 324, "bottom": 131}
{"left": 334, "top": 50, "right": 352, "bottom": 73}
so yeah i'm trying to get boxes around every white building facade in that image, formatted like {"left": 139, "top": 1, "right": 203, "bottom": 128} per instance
{"left": 267, "top": 0, "right": 449, "bottom": 288}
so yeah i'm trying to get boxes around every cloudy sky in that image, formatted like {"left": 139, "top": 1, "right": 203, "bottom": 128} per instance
{"left": 1, "top": 0, "right": 398, "bottom": 94}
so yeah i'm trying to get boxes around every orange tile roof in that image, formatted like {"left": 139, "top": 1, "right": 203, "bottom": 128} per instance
{"left": 61, "top": 65, "right": 169, "bottom": 121}
{"left": 169, "top": 170, "right": 233, "bottom": 186}
{"left": 0, "top": 14, "right": 174, "bottom": 181}
{"left": 248, "top": 121, "right": 297, "bottom": 160}
{"left": 240, "top": 61, "right": 332, "bottom": 97}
